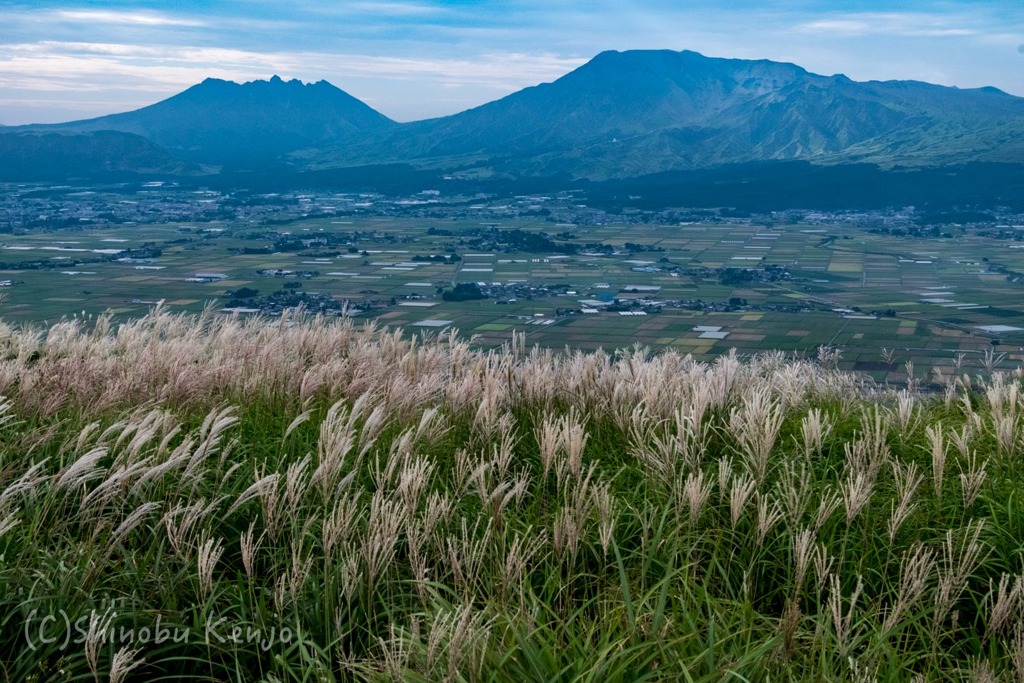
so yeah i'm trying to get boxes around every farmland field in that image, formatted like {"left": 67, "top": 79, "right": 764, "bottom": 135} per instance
{"left": 2, "top": 214, "right": 1024, "bottom": 381}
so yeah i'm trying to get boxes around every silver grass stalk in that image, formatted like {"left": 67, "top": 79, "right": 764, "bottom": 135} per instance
{"left": 949, "top": 423, "right": 973, "bottom": 458}
{"left": 54, "top": 446, "right": 109, "bottom": 491}
{"left": 755, "top": 493, "right": 783, "bottom": 546}
{"left": 933, "top": 520, "right": 988, "bottom": 633}
{"left": 775, "top": 461, "right": 812, "bottom": 528}
{"left": 84, "top": 606, "right": 117, "bottom": 683}
{"left": 283, "top": 454, "right": 312, "bottom": 517}
{"left": 682, "top": 469, "right": 713, "bottom": 525}
{"left": 841, "top": 471, "right": 874, "bottom": 526}
{"left": 553, "top": 507, "right": 581, "bottom": 564}
{"left": 792, "top": 527, "right": 815, "bottom": 596}
{"left": 197, "top": 536, "right": 224, "bottom": 602}
{"left": 283, "top": 409, "right": 311, "bottom": 442}
{"left": 185, "top": 406, "right": 238, "bottom": 477}
{"left": 502, "top": 527, "right": 547, "bottom": 600}
{"left": 108, "top": 501, "right": 161, "bottom": 547}
{"left": 958, "top": 451, "right": 987, "bottom": 509}
{"left": 995, "top": 413, "right": 1019, "bottom": 459}
{"left": 404, "top": 519, "right": 430, "bottom": 599}
{"left": 225, "top": 471, "right": 280, "bottom": 518}
{"left": 730, "top": 387, "right": 785, "bottom": 482}
{"left": 425, "top": 604, "right": 491, "bottom": 680}
{"left": 717, "top": 456, "right": 733, "bottom": 502}
{"left": 729, "top": 473, "right": 756, "bottom": 528}
{"left": 890, "top": 390, "right": 921, "bottom": 435}
{"left": 80, "top": 460, "right": 151, "bottom": 512}
{"left": 1014, "top": 626, "right": 1024, "bottom": 683}
{"left": 413, "top": 405, "right": 449, "bottom": 448}
{"left": 362, "top": 492, "right": 404, "bottom": 588}
{"left": 0, "top": 511, "right": 19, "bottom": 539}
{"left": 109, "top": 646, "right": 145, "bottom": 683}
{"left": 889, "top": 460, "right": 923, "bottom": 542}
{"left": 376, "top": 622, "right": 411, "bottom": 680}
{"left": 882, "top": 543, "right": 934, "bottom": 634}
{"left": 593, "top": 483, "right": 616, "bottom": 556}
{"left": 163, "top": 498, "right": 219, "bottom": 560}
{"left": 397, "top": 454, "right": 435, "bottom": 518}
{"left": 490, "top": 416, "right": 518, "bottom": 481}
{"left": 313, "top": 400, "right": 356, "bottom": 499}
{"left": 0, "top": 396, "right": 19, "bottom": 430}
{"left": 985, "top": 573, "right": 1024, "bottom": 637}
{"left": 452, "top": 448, "right": 474, "bottom": 498}
{"left": 422, "top": 491, "right": 454, "bottom": 543}
{"left": 358, "top": 404, "right": 388, "bottom": 458}
{"left": 801, "top": 407, "right": 833, "bottom": 459}
{"left": 323, "top": 490, "right": 363, "bottom": 558}
{"left": 446, "top": 516, "right": 493, "bottom": 597}
{"left": 287, "top": 538, "right": 314, "bottom": 607}
{"left": 814, "top": 490, "right": 842, "bottom": 533}
{"left": 943, "top": 381, "right": 957, "bottom": 409}
{"left": 130, "top": 437, "right": 194, "bottom": 495}
{"left": 967, "top": 658, "right": 998, "bottom": 683}
{"left": 240, "top": 521, "right": 262, "bottom": 581}
{"left": 536, "top": 416, "right": 562, "bottom": 479}
{"left": 0, "top": 458, "right": 50, "bottom": 508}
{"left": 828, "top": 573, "right": 863, "bottom": 657}
{"left": 924, "top": 422, "right": 946, "bottom": 499}
{"left": 816, "top": 345, "right": 841, "bottom": 371}
{"left": 813, "top": 543, "right": 835, "bottom": 595}
{"left": 561, "top": 408, "right": 589, "bottom": 481}
{"left": 371, "top": 428, "right": 415, "bottom": 493}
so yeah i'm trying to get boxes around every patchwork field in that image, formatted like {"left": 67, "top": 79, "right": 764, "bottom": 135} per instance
{"left": 2, "top": 216, "right": 1024, "bottom": 381}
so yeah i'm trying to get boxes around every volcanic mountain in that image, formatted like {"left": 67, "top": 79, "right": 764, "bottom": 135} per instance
{"left": 33, "top": 75, "right": 396, "bottom": 167}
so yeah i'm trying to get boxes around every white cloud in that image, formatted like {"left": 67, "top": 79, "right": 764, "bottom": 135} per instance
{"left": 323, "top": 2, "right": 445, "bottom": 17}
{"left": 54, "top": 9, "right": 206, "bottom": 28}
{"left": 794, "top": 12, "right": 981, "bottom": 38}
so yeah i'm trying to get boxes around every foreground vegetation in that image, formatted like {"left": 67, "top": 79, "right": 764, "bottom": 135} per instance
{"left": 1, "top": 306, "right": 1024, "bottom": 681}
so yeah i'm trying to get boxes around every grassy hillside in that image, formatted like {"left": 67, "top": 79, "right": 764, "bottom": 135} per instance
{"left": 1, "top": 307, "right": 1023, "bottom": 681}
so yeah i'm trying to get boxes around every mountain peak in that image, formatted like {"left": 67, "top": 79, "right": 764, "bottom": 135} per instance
{"left": 37, "top": 73, "right": 396, "bottom": 166}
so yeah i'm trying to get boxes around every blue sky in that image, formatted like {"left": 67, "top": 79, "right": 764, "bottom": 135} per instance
{"left": 2, "top": 0, "right": 1023, "bottom": 124}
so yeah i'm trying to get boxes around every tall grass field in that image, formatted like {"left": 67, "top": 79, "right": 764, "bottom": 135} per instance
{"left": 1, "top": 306, "right": 1023, "bottom": 681}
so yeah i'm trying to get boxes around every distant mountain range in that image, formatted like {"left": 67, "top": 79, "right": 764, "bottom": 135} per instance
{"left": 4, "top": 49, "right": 1024, "bottom": 207}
